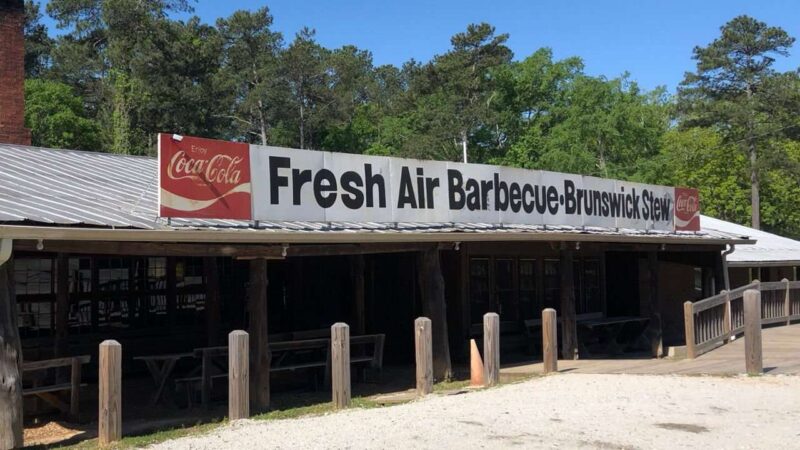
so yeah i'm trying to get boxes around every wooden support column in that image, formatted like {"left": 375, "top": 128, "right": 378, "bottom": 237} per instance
{"left": 55, "top": 253, "right": 69, "bottom": 358}
{"left": 417, "top": 247, "right": 453, "bottom": 381}
{"left": 559, "top": 247, "right": 578, "bottom": 360}
{"left": 645, "top": 251, "right": 663, "bottom": 358}
{"left": 248, "top": 259, "right": 270, "bottom": 411}
{"left": 350, "top": 255, "right": 366, "bottom": 336}
{"left": 0, "top": 250, "right": 23, "bottom": 450}
{"left": 203, "top": 257, "right": 221, "bottom": 346}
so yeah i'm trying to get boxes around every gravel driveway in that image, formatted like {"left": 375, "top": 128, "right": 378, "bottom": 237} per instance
{"left": 151, "top": 374, "right": 800, "bottom": 449}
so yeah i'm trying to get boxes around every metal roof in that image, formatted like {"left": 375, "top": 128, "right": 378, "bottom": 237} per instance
{"left": 700, "top": 215, "right": 800, "bottom": 266}
{"left": 0, "top": 143, "right": 752, "bottom": 245}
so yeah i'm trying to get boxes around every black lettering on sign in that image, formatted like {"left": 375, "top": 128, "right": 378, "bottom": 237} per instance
{"left": 397, "top": 166, "right": 417, "bottom": 209}
{"left": 313, "top": 169, "right": 337, "bottom": 208}
{"left": 564, "top": 180, "right": 577, "bottom": 214}
{"left": 448, "top": 169, "right": 465, "bottom": 210}
{"left": 341, "top": 171, "right": 364, "bottom": 209}
{"left": 364, "top": 164, "right": 386, "bottom": 208}
{"left": 269, "top": 156, "right": 290, "bottom": 205}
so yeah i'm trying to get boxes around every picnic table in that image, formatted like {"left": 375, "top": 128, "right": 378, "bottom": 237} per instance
{"left": 134, "top": 352, "right": 194, "bottom": 405}
{"left": 578, "top": 316, "right": 649, "bottom": 355}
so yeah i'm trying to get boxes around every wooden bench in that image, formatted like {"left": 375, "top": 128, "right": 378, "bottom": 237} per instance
{"left": 176, "top": 334, "right": 386, "bottom": 407}
{"left": 22, "top": 355, "right": 91, "bottom": 420}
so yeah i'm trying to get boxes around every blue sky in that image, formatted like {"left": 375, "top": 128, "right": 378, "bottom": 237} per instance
{"left": 42, "top": 0, "right": 800, "bottom": 92}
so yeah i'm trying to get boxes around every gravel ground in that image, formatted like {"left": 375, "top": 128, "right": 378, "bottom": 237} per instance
{"left": 151, "top": 374, "right": 800, "bottom": 449}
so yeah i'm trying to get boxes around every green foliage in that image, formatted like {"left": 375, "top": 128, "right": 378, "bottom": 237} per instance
{"left": 24, "top": 79, "right": 101, "bottom": 150}
{"left": 21, "top": 9, "right": 800, "bottom": 236}
{"left": 677, "top": 15, "right": 799, "bottom": 229}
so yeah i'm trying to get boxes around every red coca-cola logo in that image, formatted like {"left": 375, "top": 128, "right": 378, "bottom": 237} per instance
{"left": 167, "top": 150, "right": 244, "bottom": 185}
{"left": 674, "top": 187, "right": 700, "bottom": 231}
{"left": 158, "top": 134, "right": 252, "bottom": 220}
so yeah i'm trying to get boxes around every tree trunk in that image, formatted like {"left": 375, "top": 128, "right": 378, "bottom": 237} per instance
{"left": 417, "top": 248, "right": 453, "bottom": 381}
{"left": 0, "top": 255, "right": 23, "bottom": 449}
{"left": 248, "top": 259, "right": 270, "bottom": 411}
{"left": 461, "top": 130, "right": 468, "bottom": 163}
{"left": 559, "top": 248, "right": 578, "bottom": 359}
{"left": 257, "top": 100, "right": 268, "bottom": 146}
{"left": 750, "top": 142, "right": 760, "bottom": 229}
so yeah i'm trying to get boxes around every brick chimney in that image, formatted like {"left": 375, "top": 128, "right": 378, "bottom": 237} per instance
{"left": 0, "top": 0, "right": 31, "bottom": 145}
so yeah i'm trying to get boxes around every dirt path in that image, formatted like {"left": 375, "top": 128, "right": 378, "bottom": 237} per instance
{"left": 151, "top": 374, "right": 800, "bottom": 449}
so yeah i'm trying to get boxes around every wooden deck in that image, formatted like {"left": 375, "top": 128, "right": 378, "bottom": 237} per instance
{"left": 502, "top": 323, "right": 800, "bottom": 376}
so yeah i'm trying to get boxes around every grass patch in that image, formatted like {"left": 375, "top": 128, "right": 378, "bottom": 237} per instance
{"left": 56, "top": 396, "right": 386, "bottom": 450}
{"left": 433, "top": 378, "right": 471, "bottom": 392}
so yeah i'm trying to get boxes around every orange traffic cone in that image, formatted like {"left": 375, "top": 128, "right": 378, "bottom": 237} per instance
{"left": 470, "top": 339, "right": 485, "bottom": 387}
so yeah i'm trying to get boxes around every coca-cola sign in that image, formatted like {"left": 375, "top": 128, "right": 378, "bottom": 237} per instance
{"left": 674, "top": 187, "right": 700, "bottom": 231}
{"left": 158, "top": 134, "right": 252, "bottom": 219}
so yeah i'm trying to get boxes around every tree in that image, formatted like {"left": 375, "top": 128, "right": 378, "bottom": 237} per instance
{"left": 677, "top": 15, "right": 798, "bottom": 229}
{"left": 23, "top": 0, "right": 53, "bottom": 77}
{"left": 24, "top": 79, "right": 101, "bottom": 151}
{"left": 422, "top": 23, "right": 513, "bottom": 162}
{"left": 280, "top": 28, "right": 331, "bottom": 149}
{"left": 216, "top": 7, "right": 284, "bottom": 145}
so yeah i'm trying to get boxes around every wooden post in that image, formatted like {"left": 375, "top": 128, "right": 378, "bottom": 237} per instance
{"left": 98, "top": 340, "right": 122, "bottom": 446}
{"left": 684, "top": 301, "right": 696, "bottom": 359}
{"left": 743, "top": 289, "right": 763, "bottom": 375}
{"left": 417, "top": 247, "right": 453, "bottom": 381}
{"left": 469, "top": 339, "right": 484, "bottom": 387}
{"left": 55, "top": 253, "right": 69, "bottom": 358}
{"left": 414, "top": 317, "right": 433, "bottom": 396}
{"left": 722, "top": 290, "right": 732, "bottom": 344}
{"left": 483, "top": 313, "right": 499, "bottom": 387}
{"left": 331, "top": 323, "right": 351, "bottom": 409}
{"left": 783, "top": 278, "right": 791, "bottom": 325}
{"left": 646, "top": 251, "right": 663, "bottom": 358}
{"left": 351, "top": 255, "right": 366, "bottom": 336}
{"left": 70, "top": 357, "right": 82, "bottom": 421}
{"left": 559, "top": 247, "right": 578, "bottom": 359}
{"left": 0, "top": 252, "right": 23, "bottom": 450}
{"left": 203, "top": 257, "right": 221, "bottom": 346}
{"left": 248, "top": 259, "right": 270, "bottom": 412}
{"left": 228, "top": 330, "right": 249, "bottom": 420}
{"left": 542, "top": 308, "right": 558, "bottom": 374}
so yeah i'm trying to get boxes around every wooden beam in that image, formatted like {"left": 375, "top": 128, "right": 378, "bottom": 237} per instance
{"left": 55, "top": 253, "right": 69, "bottom": 358}
{"left": 351, "top": 255, "right": 366, "bottom": 335}
{"left": 417, "top": 247, "right": 453, "bottom": 381}
{"left": 645, "top": 251, "right": 663, "bottom": 358}
{"left": 14, "top": 240, "right": 455, "bottom": 258}
{"left": 248, "top": 259, "right": 270, "bottom": 412}
{"left": 559, "top": 248, "right": 578, "bottom": 360}
{"left": 331, "top": 323, "right": 351, "bottom": 409}
{"left": 0, "top": 254, "right": 23, "bottom": 449}
{"left": 204, "top": 257, "right": 221, "bottom": 346}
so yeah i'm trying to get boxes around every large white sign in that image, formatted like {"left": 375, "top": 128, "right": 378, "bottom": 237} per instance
{"left": 248, "top": 144, "right": 685, "bottom": 231}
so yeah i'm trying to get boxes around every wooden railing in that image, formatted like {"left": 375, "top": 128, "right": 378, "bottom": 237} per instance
{"left": 684, "top": 279, "right": 800, "bottom": 358}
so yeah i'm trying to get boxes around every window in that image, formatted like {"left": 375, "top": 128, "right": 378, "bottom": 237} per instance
{"left": 579, "top": 260, "right": 602, "bottom": 315}
{"left": 15, "top": 258, "right": 54, "bottom": 338}
{"left": 495, "top": 259, "right": 515, "bottom": 321}
{"left": 469, "top": 258, "right": 491, "bottom": 323}
{"left": 543, "top": 259, "right": 560, "bottom": 310}
{"left": 518, "top": 260, "right": 536, "bottom": 320}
